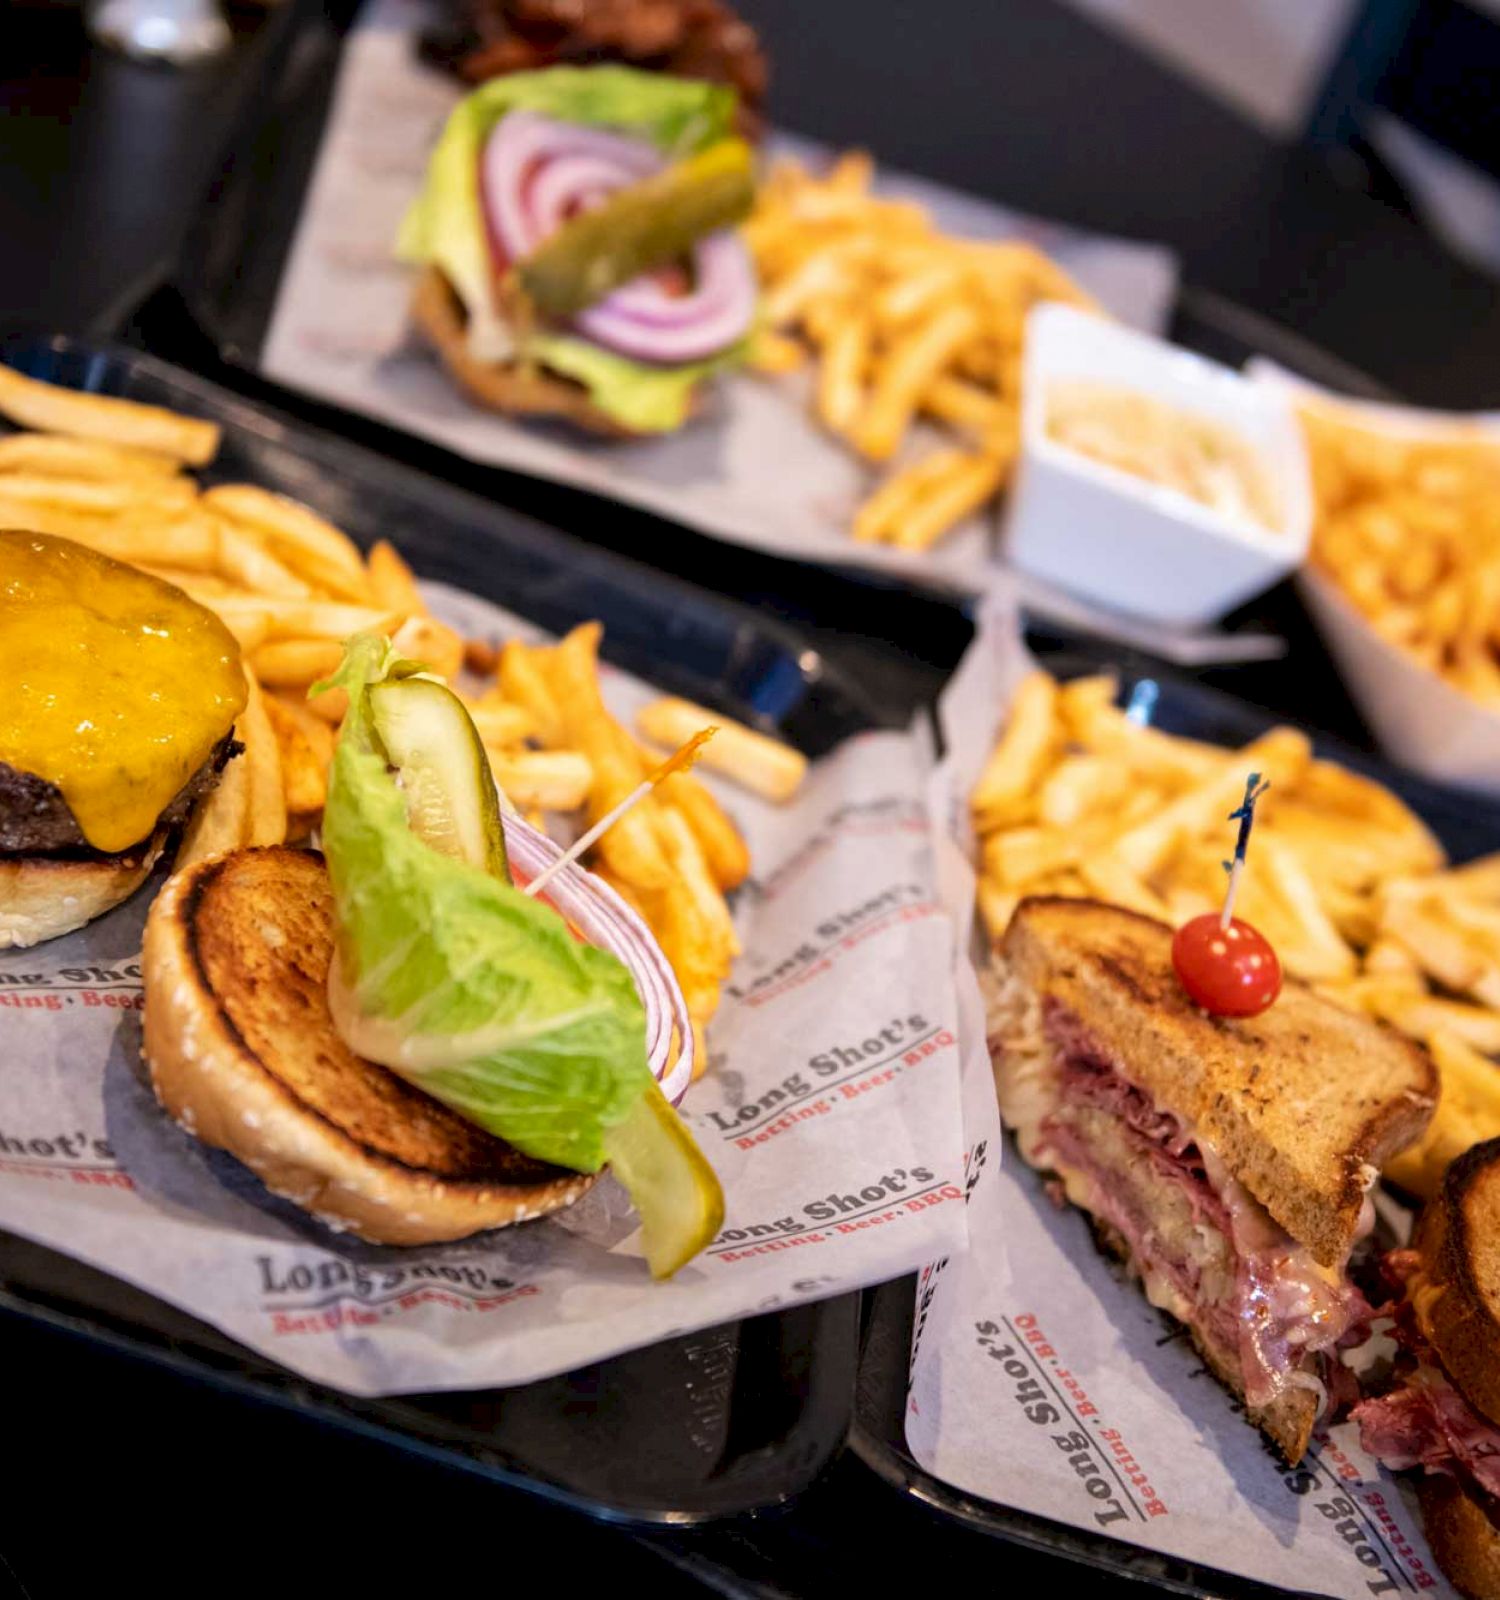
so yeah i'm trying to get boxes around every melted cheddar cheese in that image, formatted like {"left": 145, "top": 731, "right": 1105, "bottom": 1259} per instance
{"left": 0, "top": 531, "right": 245, "bottom": 852}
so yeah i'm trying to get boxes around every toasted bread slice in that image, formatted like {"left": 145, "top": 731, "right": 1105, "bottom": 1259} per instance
{"left": 411, "top": 267, "right": 636, "bottom": 438}
{"left": 1419, "top": 1475, "right": 1500, "bottom": 1600}
{"left": 142, "top": 846, "right": 594, "bottom": 1244}
{"left": 1411, "top": 1138, "right": 1500, "bottom": 1430}
{"left": 0, "top": 831, "right": 164, "bottom": 949}
{"left": 1000, "top": 897, "right": 1437, "bottom": 1266}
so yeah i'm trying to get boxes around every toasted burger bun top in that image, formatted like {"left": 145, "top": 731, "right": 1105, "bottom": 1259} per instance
{"left": 142, "top": 845, "right": 595, "bottom": 1245}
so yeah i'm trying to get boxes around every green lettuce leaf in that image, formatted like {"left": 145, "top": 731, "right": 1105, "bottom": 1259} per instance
{"left": 525, "top": 332, "right": 748, "bottom": 434}
{"left": 396, "top": 65, "right": 744, "bottom": 429}
{"left": 316, "top": 635, "right": 653, "bottom": 1173}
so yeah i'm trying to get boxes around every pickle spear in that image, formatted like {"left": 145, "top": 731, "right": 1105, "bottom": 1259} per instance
{"left": 603, "top": 1076, "right": 725, "bottom": 1279}
{"left": 369, "top": 676, "right": 510, "bottom": 883}
{"left": 517, "top": 138, "right": 755, "bottom": 320}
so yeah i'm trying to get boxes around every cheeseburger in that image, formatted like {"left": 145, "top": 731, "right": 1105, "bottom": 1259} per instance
{"left": 0, "top": 530, "right": 244, "bottom": 948}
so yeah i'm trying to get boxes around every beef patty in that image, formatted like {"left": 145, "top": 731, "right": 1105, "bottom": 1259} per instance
{"left": 0, "top": 734, "right": 240, "bottom": 857}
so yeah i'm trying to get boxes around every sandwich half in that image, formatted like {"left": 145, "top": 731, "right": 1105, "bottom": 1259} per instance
{"left": 1355, "top": 1139, "right": 1500, "bottom": 1599}
{"left": 988, "top": 896, "right": 1437, "bottom": 1463}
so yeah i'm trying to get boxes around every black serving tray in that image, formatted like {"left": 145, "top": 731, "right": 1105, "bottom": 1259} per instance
{"left": 849, "top": 641, "right": 1500, "bottom": 1595}
{"left": 0, "top": 330, "right": 888, "bottom": 1526}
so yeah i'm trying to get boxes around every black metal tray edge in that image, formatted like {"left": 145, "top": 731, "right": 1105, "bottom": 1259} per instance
{"left": 846, "top": 639, "right": 1500, "bottom": 1598}
{"left": 0, "top": 329, "right": 883, "bottom": 1528}
{"left": 0, "top": 1264, "right": 861, "bottom": 1529}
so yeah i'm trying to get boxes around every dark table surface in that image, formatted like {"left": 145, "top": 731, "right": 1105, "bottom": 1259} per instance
{"left": 3, "top": 2, "right": 1499, "bottom": 1596}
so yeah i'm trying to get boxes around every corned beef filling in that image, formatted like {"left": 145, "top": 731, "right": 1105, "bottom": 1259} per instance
{"left": 1354, "top": 1250, "right": 1500, "bottom": 1502}
{"left": 1029, "top": 998, "right": 1369, "bottom": 1411}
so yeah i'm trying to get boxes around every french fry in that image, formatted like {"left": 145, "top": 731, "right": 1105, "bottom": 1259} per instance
{"left": 1113, "top": 728, "right": 1312, "bottom": 877}
{"left": 816, "top": 311, "right": 870, "bottom": 436}
{"left": 0, "top": 364, "right": 220, "bottom": 464}
{"left": 972, "top": 671, "right": 1057, "bottom": 831}
{"left": 550, "top": 623, "right": 672, "bottom": 890}
{"left": 977, "top": 879, "right": 1020, "bottom": 943}
{"left": 891, "top": 450, "right": 1006, "bottom": 551}
{"left": 656, "top": 807, "right": 740, "bottom": 963}
{"left": 269, "top": 692, "right": 336, "bottom": 769}
{"left": 210, "top": 597, "right": 402, "bottom": 645}
{"left": 216, "top": 522, "right": 311, "bottom": 600}
{"left": 367, "top": 539, "right": 425, "bottom": 615}
{"left": 263, "top": 694, "right": 329, "bottom": 816}
{"left": 466, "top": 697, "right": 536, "bottom": 748}
{"left": 851, "top": 302, "right": 980, "bottom": 462}
{"left": 636, "top": 697, "right": 807, "bottom": 802}
{"left": 499, "top": 639, "right": 565, "bottom": 749}
{"left": 388, "top": 614, "right": 462, "bottom": 683}
{"left": 487, "top": 750, "right": 593, "bottom": 812}
{"left": 202, "top": 485, "right": 370, "bottom": 602}
{"left": 249, "top": 638, "right": 346, "bottom": 689}
{"left": 647, "top": 753, "right": 751, "bottom": 891}
{"left": 174, "top": 739, "right": 252, "bottom": 872}
{"left": 0, "top": 432, "right": 182, "bottom": 480}
{"left": 238, "top": 674, "right": 287, "bottom": 848}
{"left": 0, "top": 472, "right": 195, "bottom": 514}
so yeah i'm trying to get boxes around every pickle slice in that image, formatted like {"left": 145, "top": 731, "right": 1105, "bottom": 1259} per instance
{"left": 602, "top": 1077, "right": 725, "bottom": 1279}
{"left": 518, "top": 138, "right": 755, "bottom": 320}
{"left": 369, "top": 676, "right": 510, "bottom": 882}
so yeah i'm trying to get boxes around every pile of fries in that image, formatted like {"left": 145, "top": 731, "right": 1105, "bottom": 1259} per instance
{"left": 746, "top": 151, "right": 1097, "bottom": 552}
{"left": 1299, "top": 397, "right": 1500, "bottom": 708}
{"left": 973, "top": 668, "right": 1500, "bottom": 1198}
{"left": 0, "top": 364, "right": 809, "bottom": 1073}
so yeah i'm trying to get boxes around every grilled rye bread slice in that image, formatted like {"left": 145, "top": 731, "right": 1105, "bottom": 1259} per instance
{"left": 143, "top": 846, "right": 594, "bottom": 1244}
{"left": 999, "top": 897, "right": 1437, "bottom": 1267}
{"left": 1410, "top": 1139, "right": 1500, "bottom": 1431}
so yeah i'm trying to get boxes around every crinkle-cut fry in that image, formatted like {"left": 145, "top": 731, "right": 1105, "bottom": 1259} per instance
{"left": 0, "top": 363, "right": 220, "bottom": 464}
{"left": 640, "top": 743, "right": 750, "bottom": 891}
{"left": 249, "top": 638, "right": 346, "bottom": 689}
{"left": 367, "top": 538, "right": 425, "bottom": 615}
{"left": 0, "top": 432, "right": 183, "bottom": 480}
{"left": 498, "top": 638, "right": 565, "bottom": 749}
{"left": 549, "top": 622, "right": 672, "bottom": 891}
{"left": 851, "top": 301, "right": 981, "bottom": 462}
{"left": 215, "top": 520, "right": 311, "bottom": 600}
{"left": 263, "top": 693, "right": 329, "bottom": 816}
{"left": 392, "top": 613, "right": 463, "bottom": 682}
{"left": 201, "top": 485, "right": 370, "bottom": 602}
{"left": 891, "top": 451, "right": 1006, "bottom": 550}
{"left": 636, "top": 697, "right": 807, "bottom": 802}
{"left": 972, "top": 671, "right": 1058, "bottom": 831}
{"left": 1111, "top": 727, "right": 1312, "bottom": 877}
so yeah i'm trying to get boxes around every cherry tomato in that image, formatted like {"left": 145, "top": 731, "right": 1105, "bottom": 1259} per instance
{"left": 1171, "top": 914, "right": 1282, "bottom": 1018}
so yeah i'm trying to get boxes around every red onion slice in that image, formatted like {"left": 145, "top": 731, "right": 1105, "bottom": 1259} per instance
{"left": 479, "top": 109, "right": 757, "bottom": 367}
